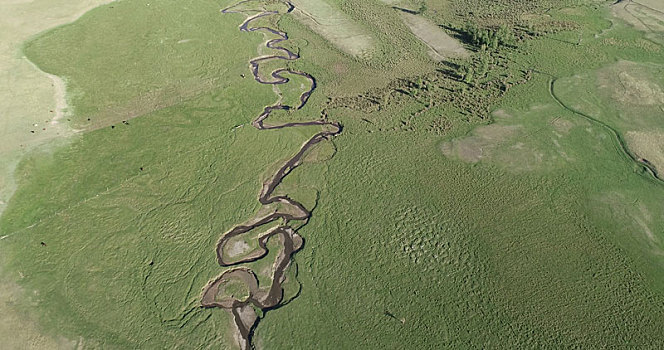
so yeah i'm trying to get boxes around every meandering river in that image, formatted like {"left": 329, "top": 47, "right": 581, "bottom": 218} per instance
{"left": 200, "top": 2, "right": 342, "bottom": 349}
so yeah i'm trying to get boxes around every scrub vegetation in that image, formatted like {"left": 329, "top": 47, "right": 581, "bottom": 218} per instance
{"left": 1, "top": 0, "right": 664, "bottom": 349}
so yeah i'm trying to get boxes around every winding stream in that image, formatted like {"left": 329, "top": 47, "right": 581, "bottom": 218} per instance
{"left": 548, "top": 78, "right": 662, "bottom": 182}
{"left": 200, "top": 1, "right": 341, "bottom": 349}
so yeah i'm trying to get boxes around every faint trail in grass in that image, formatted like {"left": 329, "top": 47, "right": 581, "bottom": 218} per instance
{"left": 624, "top": 1, "right": 663, "bottom": 36}
{"left": 631, "top": 0, "right": 664, "bottom": 16}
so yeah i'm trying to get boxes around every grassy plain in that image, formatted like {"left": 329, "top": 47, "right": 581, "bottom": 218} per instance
{"left": 0, "top": 0, "right": 119, "bottom": 348}
{"left": 0, "top": 0, "right": 293, "bottom": 347}
{"left": 1, "top": 0, "right": 664, "bottom": 349}
{"left": 0, "top": 0, "right": 116, "bottom": 221}
{"left": 258, "top": 1, "right": 664, "bottom": 348}
{"left": 554, "top": 60, "right": 664, "bottom": 174}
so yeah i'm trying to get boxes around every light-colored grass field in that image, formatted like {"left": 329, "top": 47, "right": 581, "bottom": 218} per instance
{"left": 0, "top": 0, "right": 116, "bottom": 212}
{"left": 376, "top": 0, "right": 467, "bottom": 61}
{"left": 625, "top": 131, "right": 664, "bottom": 175}
{"left": 399, "top": 11, "right": 469, "bottom": 61}
{"left": 0, "top": 0, "right": 116, "bottom": 150}
{"left": 289, "top": 0, "right": 374, "bottom": 58}
{"left": 613, "top": 0, "right": 664, "bottom": 45}
{"left": 0, "top": 1, "right": 116, "bottom": 348}
{"left": 636, "top": 0, "right": 664, "bottom": 13}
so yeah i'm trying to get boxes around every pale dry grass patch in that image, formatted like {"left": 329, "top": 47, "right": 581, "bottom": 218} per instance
{"left": 290, "top": 0, "right": 375, "bottom": 58}
{"left": 399, "top": 12, "right": 469, "bottom": 61}
{"left": 625, "top": 130, "right": 664, "bottom": 175}
{"left": 612, "top": 0, "right": 664, "bottom": 45}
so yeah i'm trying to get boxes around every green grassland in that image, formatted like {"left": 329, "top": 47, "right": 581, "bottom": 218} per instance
{"left": 2, "top": 0, "right": 664, "bottom": 348}
{"left": 259, "top": 1, "right": 664, "bottom": 347}
{"left": 554, "top": 60, "right": 664, "bottom": 174}
{"left": 0, "top": 0, "right": 117, "bottom": 227}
